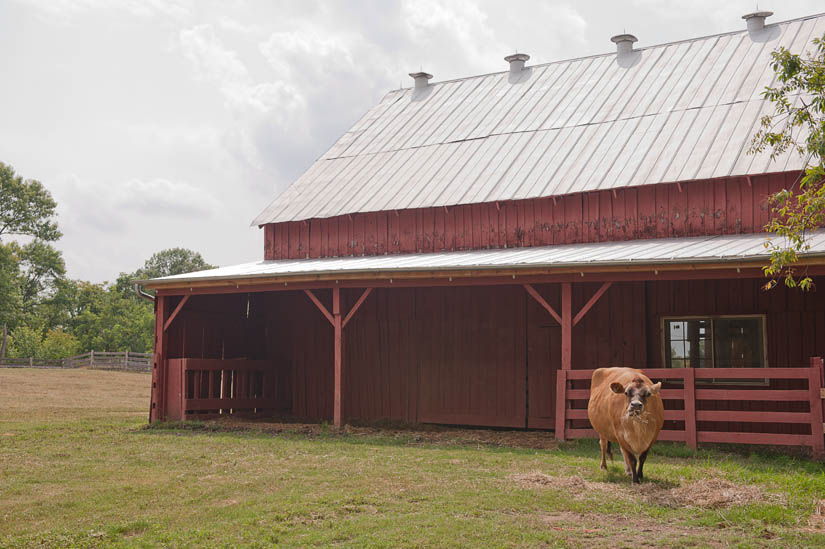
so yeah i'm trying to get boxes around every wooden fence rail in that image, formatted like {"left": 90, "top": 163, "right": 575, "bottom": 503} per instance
{"left": 0, "top": 351, "right": 152, "bottom": 372}
{"left": 164, "top": 358, "right": 283, "bottom": 420}
{"left": 556, "top": 358, "right": 825, "bottom": 459}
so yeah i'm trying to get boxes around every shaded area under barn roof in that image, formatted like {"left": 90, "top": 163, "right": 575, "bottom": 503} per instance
{"left": 252, "top": 13, "right": 825, "bottom": 226}
{"left": 144, "top": 230, "right": 825, "bottom": 287}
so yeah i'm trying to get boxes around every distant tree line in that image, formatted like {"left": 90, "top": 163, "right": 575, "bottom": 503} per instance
{"left": 0, "top": 162, "right": 214, "bottom": 359}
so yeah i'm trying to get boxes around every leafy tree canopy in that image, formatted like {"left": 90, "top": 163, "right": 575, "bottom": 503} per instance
{"left": 750, "top": 33, "right": 825, "bottom": 290}
{"left": 134, "top": 247, "right": 215, "bottom": 280}
{"left": 0, "top": 162, "right": 61, "bottom": 242}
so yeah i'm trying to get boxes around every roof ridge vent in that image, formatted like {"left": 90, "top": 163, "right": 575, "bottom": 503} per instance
{"left": 504, "top": 53, "right": 530, "bottom": 74}
{"left": 409, "top": 71, "right": 433, "bottom": 89}
{"left": 610, "top": 33, "right": 637, "bottom": 56}
{"left": 742, "top": 10, "right": 773, "bottom": 32}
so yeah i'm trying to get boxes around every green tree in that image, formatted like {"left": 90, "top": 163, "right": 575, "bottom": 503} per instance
{"left": 8, "top": 240, "right": 66, "bottom": 319}
{"left": 41, "top": 328, "right": 80, "bottom": 359}
{"left": 750, "top": 33, "right": 825, "bottom": 290}
{"left": 0, "top": 162, "right": 60, "bottom": 242}
{"left": 8, "top": 325, "right": 43, "bottom": 358}
{"left": 0, "top": 162, "right": 63, "bottom": 355}
{"left": 133, "top": 247, "right": 215, "bottom": 280}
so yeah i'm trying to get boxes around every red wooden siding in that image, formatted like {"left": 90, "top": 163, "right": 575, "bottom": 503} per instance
{"left": 644, "top": 278, "right": 825, "bottom": 369}
{"left": 263, "top": 173, "right": 798, "bottom": 259}
{"left": 161, "top": 276, "right": 824, "bottom": 429}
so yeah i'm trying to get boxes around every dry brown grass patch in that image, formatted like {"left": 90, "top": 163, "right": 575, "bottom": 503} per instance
{"left": 655, "top": 478, "right": 783, "bottom": 509}
{"left": 514, "top": 472, "right": 784, "bottom": 510}
{"left": 808, "top": 500, "right": 825, "bottom": 531}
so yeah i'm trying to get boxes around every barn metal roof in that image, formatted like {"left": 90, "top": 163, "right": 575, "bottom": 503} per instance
{"left": 252, "top": 13, "right": 825, "bottom": 226}
{"left": 144, "top": 230, "right": 825, "bottom": 287}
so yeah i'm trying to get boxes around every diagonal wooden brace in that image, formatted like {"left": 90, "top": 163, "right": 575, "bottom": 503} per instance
{"left": 304, "top": 289, "right": 334, "bottom": 325}
{"left": 523, "top": 284, "right": 561, "bottom": 324}
{"left": 343, "top": 288, "right": 373, "bottom": 328}
{"left": 163, "top": 295, "right": 190, "bottom": 332}
{"left": 573, "top": 282, "right": 612, "bottom": 326}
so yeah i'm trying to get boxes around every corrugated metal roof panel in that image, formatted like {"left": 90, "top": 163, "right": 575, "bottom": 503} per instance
{"left": 252, "top": 14, "right": 823, "bottom": 226}
{"left": 146, "top": 231, "right": 825, "bottom": 286}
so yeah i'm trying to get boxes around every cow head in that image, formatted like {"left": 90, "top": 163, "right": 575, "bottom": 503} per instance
{"left": 610, "top": 377, "right": 661, "bottom": 417}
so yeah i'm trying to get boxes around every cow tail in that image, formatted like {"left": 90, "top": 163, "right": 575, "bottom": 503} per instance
{"left": 606, "top": 441, "right": 613, "bottom": 460}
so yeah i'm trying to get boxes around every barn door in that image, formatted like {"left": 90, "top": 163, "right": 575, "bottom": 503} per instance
{"left": 526, "top": 286, "right": 561, "bottom": 429}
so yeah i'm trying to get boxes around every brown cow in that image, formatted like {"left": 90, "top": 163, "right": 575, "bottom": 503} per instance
{"left": 587, "top": 367, "right": 664, "bottom": 483}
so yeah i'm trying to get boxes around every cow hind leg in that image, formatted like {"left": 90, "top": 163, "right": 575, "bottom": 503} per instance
{"left": 599, "top": 439, "right": 609, "bottom": 471}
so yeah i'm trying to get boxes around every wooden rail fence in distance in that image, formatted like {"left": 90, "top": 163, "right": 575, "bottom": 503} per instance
{"left": 0, "top": 350, "right": 152, "bottom": 372}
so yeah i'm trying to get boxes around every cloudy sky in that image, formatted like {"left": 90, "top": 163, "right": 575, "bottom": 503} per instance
{"left": 1, "top": 0, "right": 822, "bottom": 282}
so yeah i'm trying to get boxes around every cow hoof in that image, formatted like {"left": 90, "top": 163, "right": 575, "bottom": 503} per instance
{"left": 600, "top": 464, "right": 607, "bottom": 471}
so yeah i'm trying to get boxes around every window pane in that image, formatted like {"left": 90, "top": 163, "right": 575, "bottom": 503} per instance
{"left": 714, "top": 317, "right": 764, "bottom": 368}
{"left": 670, "top": 321, "right": 686, "bottom": 341}
{"left": 665, "top": 318, "right": 712, "bottom": 368}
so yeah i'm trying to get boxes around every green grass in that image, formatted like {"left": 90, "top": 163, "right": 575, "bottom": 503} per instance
{"left": 1, "top": 369, "right": 824, "bottom": 547}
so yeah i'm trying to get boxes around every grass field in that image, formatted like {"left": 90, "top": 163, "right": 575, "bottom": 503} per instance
{"left": 1, "top": 368, "right": 825, "bottom": 548}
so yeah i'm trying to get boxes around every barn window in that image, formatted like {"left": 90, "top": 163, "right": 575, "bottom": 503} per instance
{"left": 662, "top": 315, "right": 766, "bottom": 369}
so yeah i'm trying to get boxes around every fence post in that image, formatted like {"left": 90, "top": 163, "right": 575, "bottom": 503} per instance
{"left": 90, "top": 350, "right": 94, "bottom": 368}
{"left": 124, "top": 350, "right": 129, "bottom": 370}
{"left": 684, "top": 368, "right": 697, "bottom": 450}
{"left": 29, "top": 357, "right": 33, "bottom": 367}
{"left": 555, "top": 370, "right": 567, "bottom": 442}
{"left": 809, "top": 357, "right": 825, "bottom": 460}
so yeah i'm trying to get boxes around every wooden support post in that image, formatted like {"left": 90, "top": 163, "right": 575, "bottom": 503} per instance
{"left": 561, "top": 282, "right": 572, "bottom": 371}
{"left": 303, "top": 287, "right": 373, "bottom": 428}
{"left": 150, "top": 296, "right": 168, "bottom": 422}
{"left": 333, "top": 287, "right": 343, "bottom": 429}
{"left": 809, "top": 357, "right": 825, "bottom": 459}
{"left": 555, "top": 369, "right": 567, "bottom": 441}
{"left": 684, "top": 368, "right": 697, "bottom": 450}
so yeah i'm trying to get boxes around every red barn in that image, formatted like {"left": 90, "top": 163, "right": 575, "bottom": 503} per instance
{"left": 143, "top": 11, "right": 825, "bottom": 457}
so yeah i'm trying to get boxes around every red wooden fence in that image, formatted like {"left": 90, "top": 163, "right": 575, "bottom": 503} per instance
{"left": 556, "top": 358, "right": 825, "bottom": 458}
{"left": 165, "top": 358, "right": 283, "bottom": 420}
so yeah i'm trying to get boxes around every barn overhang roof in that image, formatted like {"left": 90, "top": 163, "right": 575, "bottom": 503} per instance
{"left": 252, "top": 13, "right": 824, "bottom": 226}
{"left": 142, "top": 231, "right": 825, "bottom": 290}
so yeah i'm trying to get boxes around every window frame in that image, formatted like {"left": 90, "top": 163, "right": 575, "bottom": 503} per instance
{"left": 660, "top": 314, "right": 769, "bottom": 385}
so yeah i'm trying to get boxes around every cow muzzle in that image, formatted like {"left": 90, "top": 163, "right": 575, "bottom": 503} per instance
{"left": 627, "top": 401, "right": 644, "bottom": 416}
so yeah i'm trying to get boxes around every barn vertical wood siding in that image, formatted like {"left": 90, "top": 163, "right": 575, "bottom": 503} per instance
{"left": 161, "top": 277, "right": 825, "bottom": 427}
{"left": 263, "top": 173, "right": 797, "bottom": 260}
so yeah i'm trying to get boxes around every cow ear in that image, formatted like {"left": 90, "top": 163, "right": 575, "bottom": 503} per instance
{"left": 610, "top": 382, "right": 625, "bottom": 394}
{"left": 650, "top": 382, "right": 662, "bottom": 395}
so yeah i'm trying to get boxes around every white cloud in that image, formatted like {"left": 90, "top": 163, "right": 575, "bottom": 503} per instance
{"left": 14, "top": 0, "right": 191, "bottom": 23}
{"left": 4, "top": 0, "right": 825, "bottom": 282}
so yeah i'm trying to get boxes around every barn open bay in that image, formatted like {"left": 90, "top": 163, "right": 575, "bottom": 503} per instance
{"left": 1, "top": 368, "right": 823, "bottom": 547}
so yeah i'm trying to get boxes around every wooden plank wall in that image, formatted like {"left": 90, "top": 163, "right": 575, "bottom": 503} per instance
{"left": 645, "top": 278, "right": 825, "bottom": 369}
{"left": 263, "top": 173, "right": 797, "bottom": 259}
{"left": 163, "top": 276, "right": 824, "bottom": 429}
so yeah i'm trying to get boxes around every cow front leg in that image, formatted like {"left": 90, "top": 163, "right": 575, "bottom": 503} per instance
{"left": 628, "top": 453, "right": 640, "bottom": 484}
{"left": 599, "top": 438, "right": 609, "bottom": 471}
{"left": 637, "top": 450, "right": 649, "bottom": 482}
{"left": 619, "top": 446, "right": 633, "bottom": 476}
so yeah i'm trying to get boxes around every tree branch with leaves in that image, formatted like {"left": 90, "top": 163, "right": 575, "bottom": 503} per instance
{"left": 750, "top": 33, "right": 825, "bottom": 291}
